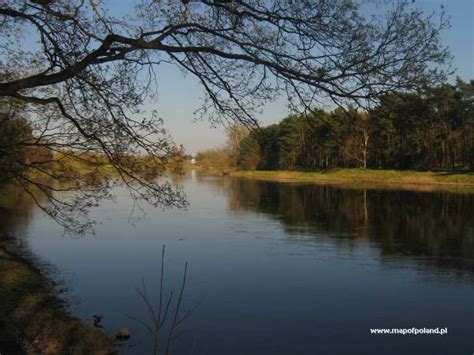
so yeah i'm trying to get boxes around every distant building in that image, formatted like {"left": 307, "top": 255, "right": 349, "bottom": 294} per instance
{"left": 190, "top": 158, "right": 196, "bottom": 165}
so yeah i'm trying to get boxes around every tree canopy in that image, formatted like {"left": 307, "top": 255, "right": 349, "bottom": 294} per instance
{"left": 0, "top": 0, "right": 452, "bottom": 232}
{"left": 236, "top": 80, "right": 474, "bottom": 171}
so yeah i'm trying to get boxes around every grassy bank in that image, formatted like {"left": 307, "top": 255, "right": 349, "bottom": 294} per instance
{"left": 193, "top": 165, "right": 235, "bottom": 176}
{"left": 230, "top": 168, "right": 474, "bottom": 189}
{"left": 0, "top": 235, "right": 115, "bottom": 354}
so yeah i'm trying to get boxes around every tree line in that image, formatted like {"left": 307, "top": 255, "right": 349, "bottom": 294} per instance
{"left": 236, "top": 79, "right": 474, "bottom": 171}
{"left": 0, "top": 0, "right": 452, "bottom": 232}
{"left": 0, "top": 110, "right": 188, "bottom": 190}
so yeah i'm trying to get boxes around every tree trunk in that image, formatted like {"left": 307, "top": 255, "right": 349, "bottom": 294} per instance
{"left": 362, "top": 130, "right": 369, "bottom": 168}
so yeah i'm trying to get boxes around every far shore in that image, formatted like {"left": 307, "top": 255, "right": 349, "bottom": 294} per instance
{"left": 226, "top": 168, "right": 474, "bottom": 192}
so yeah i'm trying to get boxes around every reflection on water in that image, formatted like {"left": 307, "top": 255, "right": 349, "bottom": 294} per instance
{"left": 1, "top": 174, "right": 474, "bottom": 355}
{"left": 0, "top": 185, "right": 39, "bottom": 238}
{"left": 223, "top": 178, "right": 474, "bottom": 274}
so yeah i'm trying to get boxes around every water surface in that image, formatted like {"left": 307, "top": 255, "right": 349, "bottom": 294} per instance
{"left": 1, "top": 174, "right": 473, "bottom": 354}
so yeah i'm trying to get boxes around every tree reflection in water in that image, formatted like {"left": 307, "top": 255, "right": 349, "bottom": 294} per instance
{"left": 0, "top": 185, "right": 39, "bottom": 239}
{"left": 197, "top": 176, "right": 474, "bottom": 275}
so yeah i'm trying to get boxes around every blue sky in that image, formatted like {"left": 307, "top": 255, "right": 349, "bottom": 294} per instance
{"left": 141, "top": 0, "right": 473, "bottom": 154}
{"left": 17, "top": 0, "right": 474, "bottom": 154}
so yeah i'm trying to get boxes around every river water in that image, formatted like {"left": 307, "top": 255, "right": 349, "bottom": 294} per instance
{"left": 1, "top": 173, "right": 473, "bottom": 354}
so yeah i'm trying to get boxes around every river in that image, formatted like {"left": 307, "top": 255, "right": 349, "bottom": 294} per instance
{"left": 1, "top": 172, "right": 473, "bottom": 354}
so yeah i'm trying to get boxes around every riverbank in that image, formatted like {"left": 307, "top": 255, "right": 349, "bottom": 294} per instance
{"left": 0, "top": 235, "right": 115, "bottom": 354}
{"left": 230, "top": 168, "right": 474, "bottom": 190}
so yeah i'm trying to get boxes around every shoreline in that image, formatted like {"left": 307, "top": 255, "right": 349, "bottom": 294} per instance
{"left": 228, "top": 169, "right": 474, "bottom": 192}
{"left": 0, "top": 234, "right": 115, "bottom": 354}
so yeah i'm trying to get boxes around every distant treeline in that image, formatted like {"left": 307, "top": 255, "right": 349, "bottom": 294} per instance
{"left": 46, "top": 148, "right": 189, "bottom": 184}
{"left": 0, "top": 106, "right": 189, "bottom": 188}
{"left": 234, "top": 79, "right": 473, "bottom": 171}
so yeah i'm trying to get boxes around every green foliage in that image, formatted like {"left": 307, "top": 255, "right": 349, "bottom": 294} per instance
{"left": 196, "top": 148, "right": 233, "bottom": 171}
{"left": 238, "top": 134, "right": 261, "bottom": 170}
{"left": 0, "top": 101, "right": 54, "bottom": 187}
{"left": 277, "top": 115, "right": 308, "bottom": 169}
{"left": 255, "top": 125, "right": 280, "bottom": 170}
{"left": 237, "top": 80, "right": 474, "bottom": 171}
{"left": 196, "top": 123, "right": 251, "bottom": 171}
{"left": 226, "top": 124, "right": 250, "bottom": 167}
{"left": 0, "top": 115, "right": 31, "bottom": 186}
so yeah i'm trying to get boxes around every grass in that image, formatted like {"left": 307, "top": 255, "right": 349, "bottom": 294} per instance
{"left": 230, "top": 168, "right": 474, "bottom": 190}
{"left": 0, "top": 235, "right": 116, "bottom": 354}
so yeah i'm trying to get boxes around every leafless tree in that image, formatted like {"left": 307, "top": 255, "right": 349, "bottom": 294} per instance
{"left": 128, "top": 245, "right": 192, "bottom": 355}
{"left": 0, "top": 0, "right": 451, "bottom": 232}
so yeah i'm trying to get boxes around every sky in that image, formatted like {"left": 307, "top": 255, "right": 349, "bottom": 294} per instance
{"left": 16, "top": 0, "right": 474, "bottom": 155}
{"left": 139, "top": 0, "right": 474, "bottom": 155}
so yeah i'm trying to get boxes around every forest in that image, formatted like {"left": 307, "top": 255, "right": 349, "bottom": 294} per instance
{"left": 233, "top": 79, "right": 474, "bottom": 172}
